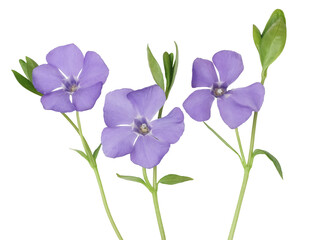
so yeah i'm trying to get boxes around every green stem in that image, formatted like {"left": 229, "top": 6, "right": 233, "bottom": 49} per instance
{"left": 152, "top": 166, "right": 166, "bottom": 240}
{"left": 228, "top": 72, "right": 266, "bottom": 239}
{"left": 75, "top": 111, "right": 123, "bottom": 240}
{"left": 143, "top": 168, "right": 153, "bottom": 191}
{"left": 93, "top": 166, "right": 123, "bottom": 240}
{"left": 247, "top": 112, "right": 258, "bottom": 169}
{"left": 61, "top": 113, "right": 79, "bottom": 134}
{"left": 228, "top": 168, "right": 250, "bottom": 240}
{"left": 203, "top": 122, "right": 242, "bottom": 163}
{"left": 235, "top": 128, "right": 246, "bottom": 168}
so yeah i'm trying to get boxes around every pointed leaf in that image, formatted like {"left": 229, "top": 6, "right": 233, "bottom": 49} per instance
{"left": 262, "top": 9, "right": 285, "bottom": 36}
{"left": 259, "top": 9, "right": 286, "bottom": 70}
{"left": 166, "top": 42, "right": 179, "bottom": 98}
{"left": 147, "top": 45, "right": 164, "bottom": 90}
{"left": 26, "top": 57, "right": 38, "bottom": 82}
{"left": 163, "top": 51, "right": 173, "bottom": 89}
{"left": 253, "top": 24, "right": 262, "bottom": 52}
{"left": 116, "top": 174, "right": 146, "bottom": 187}
{"left": 19, "top": 59, "right": 30, "bottom": 80}
{"left": 253, "top": 149, "right": 283, "bottom": 179}
{"left": 159, "top": 174, "right": 193, "bottom": 185}
{"left": 12, "top": 70, "right": 42, "bottom": 96}
{"left": 92, "top": 144, "right": 101, "bottom": 161}
{"left": 169, "top": 53, "right": 174, "bottom": 64}
{"left": 71, "top": 149, "right": 89, "bottom": 162}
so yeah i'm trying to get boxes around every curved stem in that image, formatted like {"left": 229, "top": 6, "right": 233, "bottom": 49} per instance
{"left": 247, "top": 112, "right": 258, "bottom": 169}
{"left": 235, "top": 128, "right": 246, "bottom": 168}
{"left": 228, "top": 168, "right": 250, "bottom": 240}
{"left": 204, "top": 122, "right": 242, "bottom": 162}
{"left": 152, "top": 166, "right": 166, "bottom": 240}
{"left": 93, "top": 166, "right": 123, "bottom": 240}
{"left": 75, "top": 111, "right": 123, "bottom": 240}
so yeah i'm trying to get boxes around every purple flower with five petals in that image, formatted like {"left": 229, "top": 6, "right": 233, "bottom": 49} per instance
{"left": 33, "top": 44, "right": 109, "bottom": 112}
{"left": 101, "top": 85, "right": 184, "bottom": 169}
{"left": 183, "top": 50, "right": 265, "bottom": 129}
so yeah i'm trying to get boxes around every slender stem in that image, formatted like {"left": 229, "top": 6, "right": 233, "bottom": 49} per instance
{"left": 228, "top": 72, "right": 266, "bottom": 239}
{"left": 235, "top": 128, "right": 246, "bottom": 168}
{"left": 151, "top": 166, "right": 166, "bottom": 239}
{"left": 203, "top": 122, "right": 242, "bottom": 162}
{"left": 61, "top": 113, "right": 79, "bottom": 134}
{"left": 247, "top": 112, "right": 258, "bottom": 169}
{"left": 142, "top": 168, "right": 153, "bottom": 191}
{"left": 93, "top": 166, "right": 123, "bottom": 240}
{"left": 228, "top": 168, "right": 250, "bottom": 240}
{"left": 75, "top": 111, "right": 123, "bottom": 240}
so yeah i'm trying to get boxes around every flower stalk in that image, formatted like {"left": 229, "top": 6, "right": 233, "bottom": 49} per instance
{"left": 228, "top": 73, "right": 266, "bottom": 240}
{"left": 75, "top": 112, "right": 123, "bottom": 240}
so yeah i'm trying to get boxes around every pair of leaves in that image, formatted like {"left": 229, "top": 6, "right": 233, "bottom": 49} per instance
{"left": 147, "top": 42, "right": 179, "bottom": 98}
{"left": 12, "top": 57, "right": 42, "bottom": 96}
{"left": 253, "top": 9, "right": 286, "bottom": 74}
{"left": 252, "top": 149, "right": 283, "bottom": 179}
{"left": 72, "top": 144, "right": 101, "bottom": 165}
{"left": 117, "top": 173, "right": 193, "bottom": 188}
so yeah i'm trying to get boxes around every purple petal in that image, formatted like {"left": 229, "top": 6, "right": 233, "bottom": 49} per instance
{"left": 103, "top": 89, "right": 137, "bottom": 127}
{"left": 229, "top": 83, "right": 265, "bottom": 111}
{"left": 72, "top": 82, "right": 103, "bottom": 111}
{"left": 130, "top": 135, "right": 170, "bottom": 168}
{"left": 212, "top": 50, "right": 244, "bottom": 86}
{"left": 183, "top": 89, "right": 215, "bottom": 121}
{"left": 32, "top": 64, "right": 63, "bottom": 94}
{"left": 46, "top": 44, "right": 84, "bottom": 77}
{"left": 151, "top": 107, "right": 184, "bottom": 144}
{"left": 101, "top": 126, "right": 137, "bottom": 158}
{"left": 78, "top": 51, "right": 109, "bottom": 88}
{"left": 127, "top": 85, "right": 165, "bottom": 120}
{"left": 192, "top": 58, "right": 218, "bottom": 88}
{"left": 41, "top": 90, "right": 75, "bottom": 112}
{"left": 217, "top": 96, "right": 252, "bottom": 129}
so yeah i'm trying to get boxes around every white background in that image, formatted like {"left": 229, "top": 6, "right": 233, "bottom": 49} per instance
{"left": 0, "top": 0, "right": 308, "bottom": 239}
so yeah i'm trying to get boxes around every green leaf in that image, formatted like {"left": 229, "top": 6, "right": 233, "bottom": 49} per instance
{"left": 253, "top": 24, "right": 262, "bottom": 52}
{"left": 116, "top": 174, "right": 146, "bottom": 187}
{"left": 159, "top": 174, "right": 193, "bottom": 185}
{"left": 169, "top": 53, "right": 174, "bottom": 64}
{"left": 12, "top": 70, "right": 42, "bottom": 96}
{"left": 26, "top": 57, "right": 38, "bottom": 82}
{"left": 262, "top": 9, "right": 285, "bottom": 36}
{"left": 92, "top": 144, "right": 101, "bottom": 161}
{"left": 71, "top": 149, "right": 89, "bottom": 162}
{"left": 19, "top": 59, "right": 29, "bottom": 79}
{"left": 166, "top": 42, "right": 179, "bottom": 97}
{"left": 259, "top": 9, "right": 286, "bottom": 70}
{"left": 147, "top": 45, "right": 164, "bottom": 90}
{"left": 252, "top": 149, "right": 283, "bottom": 179}
{"left": 163, "top": 51, "right": 173, "bottom": 89}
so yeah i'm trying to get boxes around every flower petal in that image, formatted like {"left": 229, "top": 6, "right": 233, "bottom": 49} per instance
{"left": 78, "top": 51, "right": 109, "bottom": 88}
{"left": 217, "top": 96, "right": 252, "bottom": 129}
{"left": 183, "top": 89, "right": 215, "bottom": 121}
{"left": 101, "top": 126, "right": 137, "bottom": 158}
{"left": 130, "top": 135, "right": 170, "bottom": 168}
{"left": 229, "top": 83, "right": 265, "bottom": 111}
{"left": 72, "top": 82, "right": 103, "bottom": 111}
{"left": 151, "top": 107, "right": 184, "bottom": 144}
{"left": 127, "top": 85, "right": 165, "bottom": 120}
{"left": 192, "top": 58, "right": 218, "bottom": 88}
{"left": 41, "top": 90, "right": 75, "bottom": 112}
{"left": 32, "top": 64, "right": 63, "bottom": 94}
{"left": 103, "top": 89, "right": 137, "bottom": 127}
{"left": 212, "top": 50, "right": 244, "bottom": 86}
{"left": 46, "top": 44, "right": 84, "bottom": 77}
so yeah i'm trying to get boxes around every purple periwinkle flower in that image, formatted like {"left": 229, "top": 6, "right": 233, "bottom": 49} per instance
{"left": 183, "top": 50, "right": 265, "bottom": 129}
{"left": 101, "top": 85, "right": 184, "bottom": 169}
{"left": 33, "top": 44, "right": 109, "bottom": 112}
